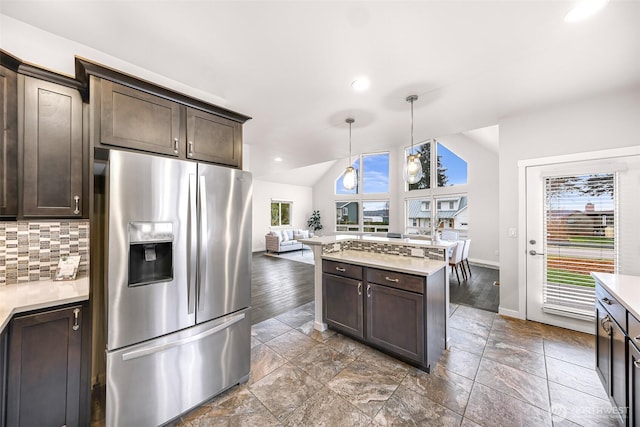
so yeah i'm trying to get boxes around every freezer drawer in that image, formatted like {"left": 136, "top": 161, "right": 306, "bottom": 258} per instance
{"left": 106, "top": 309, "right": 250, "bottom": 427}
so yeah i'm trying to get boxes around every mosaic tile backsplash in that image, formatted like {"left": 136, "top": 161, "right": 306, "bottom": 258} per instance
{"left": 322, "top": 240, "right": 445, "bottom": 261}
{"left": 0, "top": 221, "right": 89, "bottom": 286}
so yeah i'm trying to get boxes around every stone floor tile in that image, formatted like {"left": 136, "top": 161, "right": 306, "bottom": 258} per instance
{"left": 475, "top": 358, "right": 550, "bottom": 410}
{"left": 275, "top": 306, "right": 314, "bottom": 328}
{"left": 546, "top": 356, "right": 607, "bottom": 399}
{"left": 249, "top": 343, "right": 287, "bottom": 385}
{"left": 453, "top": 305, "right": 497, "bottom": 324}
{"left": 282, "top": 387, "right": 370, "bottom": 426}
{"left": 373, "top": 385, "right": 463, "bottom": 427}
{"left": 265, "top": 328, "right": 319, "bottom": 360}
{"left": 488, "top": 327, "right": 545, "bottom": 354}
{"left": 324, "top": 333, "right": 369, "bottom": 358}
{"left": 436, "top": 347, "right": 482, "bottom": 380}
{"left": 460, "top": 417, "right": 482, "bottom": 427}
{"left": 544, "top": 338, "right": 594, "bottom": 369}
{"left": 548, "top": 381, "right": 620, "bottom": 427}
{"left": 483, "top": 337, "right": 547, "bottom": 378}
{"left": 326, "top": 353, "right": 406, "bottom": 418}
{"left": 249, "top": 364, "right": 323, "bottom": 421}
{"left": 464, "top": 382, "right": 552, "bottom": 427}
{"left": 295, "top": 320, "right": 337, "bottom": 343}
{"left": 449, "top": 313, "right": 492, "bottom": 340}
{"left": 290, "top": 342, "right": 356, "bottom": 383}
{"left": 449, "top": 303, "right": 459, "bottom": 315}
{"left": 251, "top": 317, "right": 292, "bottom": 343}
{"left": 250, "top": 336, "right": 262, "bottom": 349}
{"left": 401, "top": 366, "right": 473, "bottom": 415}
{"left": 448, "top": 327, "right": 488, "bottom": 356}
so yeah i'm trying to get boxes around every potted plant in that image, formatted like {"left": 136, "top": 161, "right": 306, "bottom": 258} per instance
{"left": 307, "top": 210, "right": 323, "bottom": 235}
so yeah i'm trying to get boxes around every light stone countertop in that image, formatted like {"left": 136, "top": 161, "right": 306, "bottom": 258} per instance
{"left": 322, "top": 250, "right": 446, "bottom": 276}
{"left": 0, "top": 276, "right": 89, "bottom": 333}
{"left": 300, "top": 234, "right": 457, "bottom": 250}
{"left": 592, "top": 272, "right": 640, "bottom": 321}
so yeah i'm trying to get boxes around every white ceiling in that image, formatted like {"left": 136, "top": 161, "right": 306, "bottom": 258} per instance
{"left": 2, "top": 1, "right": 639, "bottom": 182}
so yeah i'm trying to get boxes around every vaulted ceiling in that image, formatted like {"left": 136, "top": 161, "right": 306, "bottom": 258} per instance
{"left": 2, "top": 1, "right": 639, "bottom": 182}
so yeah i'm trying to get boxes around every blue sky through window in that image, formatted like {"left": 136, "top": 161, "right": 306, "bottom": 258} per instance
{"left": 437, "top": 143, "right": 467, "bottom": 186}
{"left": 363, "top": 153, "right": 389, "bottom": 193}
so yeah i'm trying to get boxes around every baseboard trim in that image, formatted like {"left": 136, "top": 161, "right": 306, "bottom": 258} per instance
{"left": 498, "top": 307, "right": 524, "bottom": 319}
{"left": 468, "top": 258, "right": 499, "bottom": 269}
{"left": 314, "top": 321, "right": 328, "bottom": 332}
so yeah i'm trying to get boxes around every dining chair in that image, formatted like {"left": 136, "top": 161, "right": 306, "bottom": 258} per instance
{"left": 440, "top": 229, "right": 459, "bottom": 241}
{"left": 461, "top": 238, "right": 471, "bottom": 278}
{"left": 448, "top": 240, "right": 466, "bottom": 284}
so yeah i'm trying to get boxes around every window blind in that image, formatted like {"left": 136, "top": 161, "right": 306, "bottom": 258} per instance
{"left": 542, "top": 173, "right": 616, "bottom": 319}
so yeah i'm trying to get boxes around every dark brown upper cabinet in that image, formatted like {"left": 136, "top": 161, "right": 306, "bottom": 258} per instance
{"left": 100, "top": 79, "right": 182, "bottom": 157}
{"left": 76, "top": 58, "right": 251, "bottom": 169}
{"left": 186, "top": 107, "right": 242, "bottom": 168}
{"left": 21, "top": 76, "right": 84, "bottom": 217}
{"left": 0, "top": 65, "right": 18, "bottom": 217}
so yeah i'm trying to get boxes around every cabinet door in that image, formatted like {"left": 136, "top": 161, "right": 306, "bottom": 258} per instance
{"left": 366, "top": 283, "right": 424, "bottom": 364}
{"left": 0, "top": 328, "right": 7, "bottom": 427}
{"left": 629, "top": 341, "right": 640, "bottom": 427}
{"left": 595, "top": 302, "right": 611, "bottom": 393}
{"left": 610, "top": 318, "right": 627, "bottom": 423}
{"left": 186, "top": 107, "right": 242, "bottom": 168}
{"left": 0, "top": 66, "right": 18, "bottom": 217}
{"left": 22, "top": 77, "right": 84, "bottom": 217}
{"left": 322, "top": 273, "right": 363, "bottom": 339}
{"left": 100, "top": 79, "right": 182, "bottom": 156}
{"left": 7, "top": 305, "right": 83, "bottom": 427}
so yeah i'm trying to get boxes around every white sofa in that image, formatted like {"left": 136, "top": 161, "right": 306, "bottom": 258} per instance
{"left": 265, "top": 229, "right": 313, "bottom": 254}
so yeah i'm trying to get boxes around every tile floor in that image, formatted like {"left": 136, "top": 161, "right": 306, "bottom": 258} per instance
{"left": 172, "top": 302, "right": 619, "bottom": 426}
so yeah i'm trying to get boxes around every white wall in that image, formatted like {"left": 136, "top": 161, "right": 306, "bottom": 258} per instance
{"left": 313, "top": 135, "right": 500, "bottom": 266}
{"left": 498, "top": 85, "right": 640, "bottom": 318}
{"left": 252, "top": 179, "right": 313, "bottom": 252}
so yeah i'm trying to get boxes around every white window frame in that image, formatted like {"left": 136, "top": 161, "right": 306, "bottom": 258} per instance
{"left": 270, "top": 200, "right": 292, "bottom": 228}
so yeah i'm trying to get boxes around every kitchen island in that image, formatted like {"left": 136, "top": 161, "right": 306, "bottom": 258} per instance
{"left": 300, "top": 235, "right": 454, "bottom": 371}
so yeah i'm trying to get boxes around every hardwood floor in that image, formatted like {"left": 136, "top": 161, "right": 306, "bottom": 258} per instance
{"left": 251, "top": 252, "right": 315, "bottom": 324}
{"left": 449, "top": 263, "right": 500, "bottom": 312}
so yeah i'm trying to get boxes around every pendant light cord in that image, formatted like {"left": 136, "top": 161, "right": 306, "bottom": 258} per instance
{"left": 410, "top": 98, "right": 414, "bottom": 153}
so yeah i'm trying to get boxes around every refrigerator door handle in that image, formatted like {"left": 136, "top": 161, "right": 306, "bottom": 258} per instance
{"left": 120, "top": 312, "right": 246, "bottom": 361}
{"left": 187, "top": 174, "right": 197, "bottom": 314}
{"left": 198, "top": 175, "right": 208, "bottom": 312}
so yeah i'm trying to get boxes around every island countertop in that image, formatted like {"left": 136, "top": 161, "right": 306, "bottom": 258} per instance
{"left": 322, "top": 250, "right": 446, "bottom": 276}
{"left": 0, "top": 276, "right": 89, "bottom": 333}
{"left": 592, "top": 272, "right": 640, "bottom": 321}
{"left": 300, "top": 234, "right": 456, "bottom": 250}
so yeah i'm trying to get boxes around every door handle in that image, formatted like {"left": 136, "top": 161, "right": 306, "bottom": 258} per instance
{"left": 173, "top": 138, "right": 179, "bottom": 154}
{"left": 385, "top": 276, "right": 400, "bottom": 283}
{"left": 187, "top": 175, "right": 197, "bottom": 314}
{"left": 529, "top": 250, "right": 544, "bottom": 256}
{"left": 198, "top": 176, "right": 208, "bottom": 312}
{"left": 366, "top": 284, "right": 371, "bottom": 298}
{"left": 357, "top": 282, "right": 362, "bottom": 296}
{"left": 601, "top": 297, "right": 612, "bottom": 305}
{"left": 335, "top": 267, "right": 346, "bottom": 272}
{"left": 188, "top": 141, "right": 194, "bottom": 157}
{"left": 72, "top": 308, "right": 80, "bottom": 331}
{"left": 73, "top": 195, "right": 80, "bottom": 215}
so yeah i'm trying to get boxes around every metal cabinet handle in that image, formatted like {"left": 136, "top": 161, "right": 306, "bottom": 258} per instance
{"left": 357, "top": 282, "right": 362, "bottom": 296}
{"left": 635, "top": 335, "right": 640, "bottom": 343}
{"left": 366, "top": 284, "right": 371, "bottom": 298}
{"left": 335, "top": 267, "right": 346, "bottom": 272}
{"left": 188, "top": 141, "right": 194, "bottom": 157}
{"left": 601, "top": 297, "right": 612, "bottom": 305}
{"left": 72, "top": 308, "right": 80, "bottom": 331}
{"left": 635, "top": 360, "right": 640, "bottom": 369}
{"left": 385, "top": 276, "right": 400, "bottom": 283}
{"left": 600, "top": 314, "right": 611, "bottom": 334}
{"left": 173, "top": 138, "right": 179, "bottom": 154}
{"left": 73, "top": 195, "right": 80, "bottom": 215}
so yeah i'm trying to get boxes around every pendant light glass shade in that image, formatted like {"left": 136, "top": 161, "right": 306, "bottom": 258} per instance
{"left": 342, "top": 118, "right": 358, "bottom": 190}
{"left": 403, "top": 95, "right": 422, "bottom": 184}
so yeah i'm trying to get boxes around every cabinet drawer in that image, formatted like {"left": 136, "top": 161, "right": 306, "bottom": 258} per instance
{"left": 322, "top": 260, "right": 362, "bottom": 280}
{"left": 596, "top": 285, "right": 626, "bottom": 331}
{"left": 629, "top": 312, "right": 640, "bottom": 349}
{"left": 367, "top": 268, "right": 424, "bottom": 294}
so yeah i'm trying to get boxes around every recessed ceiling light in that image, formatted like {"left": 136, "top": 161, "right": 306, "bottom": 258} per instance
{"left": 564, "top": 0, "right": 609, "bottom": 22}
{"left": 351, "top": 77, "right": 370, "bottom": 91}
{"left": 274, "top": 157, "right": 283, "bottom": 162}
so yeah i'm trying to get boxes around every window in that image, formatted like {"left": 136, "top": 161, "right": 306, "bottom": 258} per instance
{"left": 270, "top": 201, "right": 291, "bottom": 227}
{"left": 363, "top": 201, "right": 389, "bottom": 233}
{"left": 542, "top": 173, "right": 615, "bottom": 317}
{"left": 406, "top": 195, "right": 469, "bottom": 237}
{"left": 363, "top": 153, "right": 389, "bottom": 193}
{"left": 336, "top": 202, "right": 359, "bottom": 231}
{"left": 405, "top": 198, "right": 432, "bottom": 236}
{"left": 437, "top": 142, "right": 467, "bottom": 187}
{"left": 335, "top": 153, "right": 389, "bottom": 195}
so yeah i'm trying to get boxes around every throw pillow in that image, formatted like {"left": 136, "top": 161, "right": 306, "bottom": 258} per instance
{"left": 281, "top": 230, "right": 289, "bottom": 241}
{"left": 284, "top": 230, "right": 294, "bottom": 241}
{"left": 300, "top": 230, "right": 309, "bottom": 239}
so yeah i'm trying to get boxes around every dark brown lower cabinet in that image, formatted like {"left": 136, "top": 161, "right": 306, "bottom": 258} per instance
{"left": 0, "top": 328, "right": 7, "bottom": 426}
{"left": 322, "top": 274, "right": 364, "bottom": 339}
{"left": 6, "top": 303, "right": 89, "bottom": 427}
{"left": 629, "top": 341, "right": 640, "bottom": 426}
{"left": 322, "top": 260, "right": 446, "bottom": 371}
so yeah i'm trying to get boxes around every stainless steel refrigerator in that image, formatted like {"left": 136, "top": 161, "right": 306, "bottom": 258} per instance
{"left": 102, "top": 149, "right": 251, "bottom": 426}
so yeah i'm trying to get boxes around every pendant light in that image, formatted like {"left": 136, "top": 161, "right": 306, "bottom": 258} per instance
{"left": 342, "top": 118, "right": 358, "bottom": 190}
{"left": 403, "top": 95, "right": 423, "bottom": 184}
